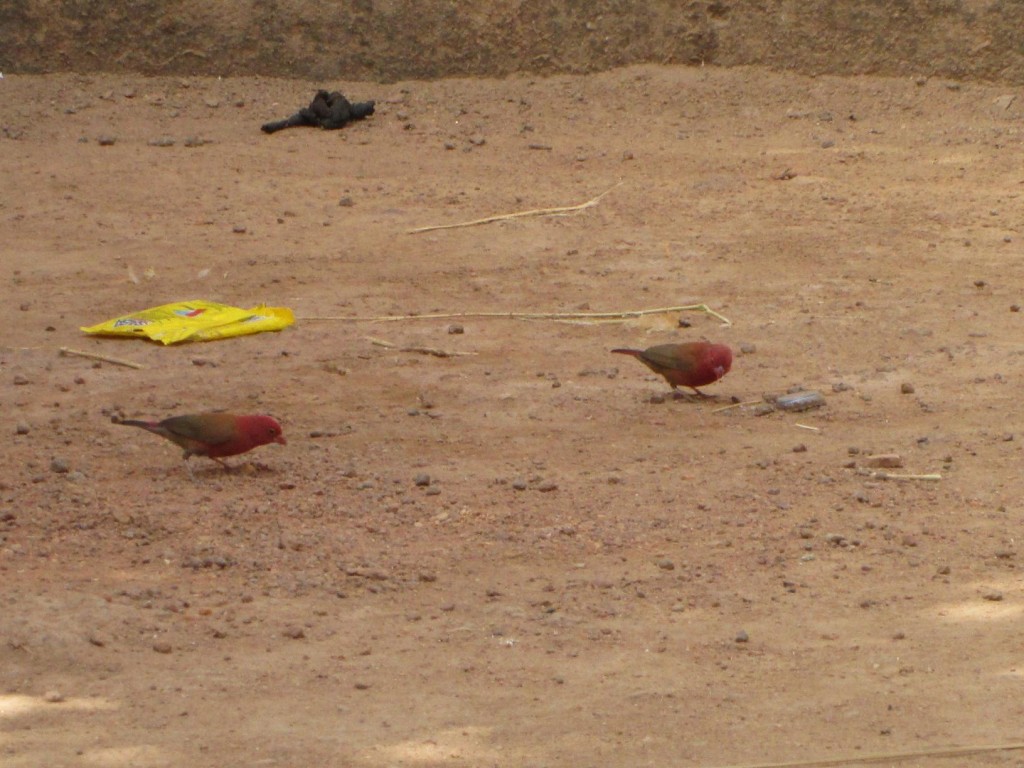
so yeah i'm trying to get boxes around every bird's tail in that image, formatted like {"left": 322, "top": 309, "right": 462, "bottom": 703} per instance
{"left": 112, "top": 417, "right": 157, "bottom": 431}
{"left": 610, "top": 348, "right": 643, "bottom": 357}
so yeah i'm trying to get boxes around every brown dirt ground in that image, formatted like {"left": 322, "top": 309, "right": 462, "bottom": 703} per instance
{"left": 2, "top": 65, "right": 1024, "bottom": 767}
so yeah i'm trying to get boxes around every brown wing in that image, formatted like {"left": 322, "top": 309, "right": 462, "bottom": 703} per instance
{"left": 160, "top": 413, "right": 239, "bottom": 447}
{"left": 640, "top": 344, "right": 696, "bottom": 372}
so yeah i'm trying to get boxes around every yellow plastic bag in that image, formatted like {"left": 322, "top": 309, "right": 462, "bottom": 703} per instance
{"left": 80, "top": 300, "right": 295, "bottom": 345}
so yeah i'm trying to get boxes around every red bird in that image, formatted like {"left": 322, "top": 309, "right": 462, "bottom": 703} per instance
{"left": 115, "top": 412, "right": 286, "bottom": 476}
{"left": 612, "top": 342, "right": 732, "bottom": 396}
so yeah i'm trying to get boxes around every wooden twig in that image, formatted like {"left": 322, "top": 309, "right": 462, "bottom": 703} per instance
{"left": 304, "top": 303, "right": 732, "bottom": 327}
{"left": 59, "top": 347, "right": 144, "bottom": 370}
{"left": 795, "top": 423, "right": 820, "bottom": 431}
{"left": 856, "top": 470, "right": 942, "bottom": 481}
{"left": 711, "top": 399, "right": 763, "bottom": 413}
{"left": 366, "top": 337, "right": 476, "bottom": 358}
{"left": 407, "top": 183, "right": 620, "bottom": 234}
{"left": 708, "top": 741, "right": 1024, "bottom": 768}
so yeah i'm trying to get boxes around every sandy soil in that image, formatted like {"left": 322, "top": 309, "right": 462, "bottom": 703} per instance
{"left": 2, "top": 65, "right": 1024, "bottom": 767}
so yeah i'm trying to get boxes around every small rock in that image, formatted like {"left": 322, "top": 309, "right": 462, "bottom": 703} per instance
{"left": 50, "top": 457, "right": 70, "bottom": 474}
{"left": 982, "top": 590, "right": 1004, "bottom": 602}
{"left": 511, "top": 479, "right": 527, "bottom": 491}
{"left": 864, "top": 453, "right": 904, "bottom": 468}
{"left": 792, "top": 444, "right": 807, "bottom": 453}
{"left": 468, "top": 134, "right": 486, "bottom": 146}
{"left": 649, "top": 393, "right": 666, "bottom": 405}
{"left": 447, "top": 323, "right": 464, "bottom": 334}
{"left": 735, "top": 630, "right": 749, "bottom": 643}
{"left": 232, "top": 225, "right": 247, "bottom": 234}
{"left": 775, "top": 391, "right": 825, "bottom": 412}
{"left": 43, "top": 691, "right": 65, "bottom": 703}
{"left": 147, "top": 137, "right": 175, "bottom": 147}
{"left": 900, "top": 382, "right": 915, "bottom": 394}
{"left": 443, "top": 140, "right": 457, "bottom": 150}
{"left": 936, "top": 564, "right": 951, "bottom": 575}
{"left": 204, "top": 97, "right": 220, "bottom": 108}
{"left": 537, "top": 481, "right": 558, "bottom": 492}
{"left": 656, "top": 558, "right": 675, "bottom": 570}
{"left": 338, "top": 196, "right": 354, "bottom": 207}
{"left": 97, "top": 135, "right": 116, "bottom": 146}
{"left": 152, "top": 641, "right": 173, "bottom": 654}
{"left": 283, "top": 626, "right": 306, "bottom": 639}
{"left": 739, "top": 343, "right": 756, "bottom": 355}
{"left": 15, "top": 423, "right": 29, "bottom": 435}
{"left": 414, "top": 473, "right": 431, "bottom": 487}
{"left": 354, "top": 681, "right": 371, "bottom": 690}
{"left": 13, "top": 374, "right": 29, "bottom": 385}
{"left": 993, "top": 94, "right": 1016, "bottom": 111}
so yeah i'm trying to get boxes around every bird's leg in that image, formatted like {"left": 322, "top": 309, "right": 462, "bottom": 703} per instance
{"left": 182, "top": 457, "right": 196, "bottom": 481}
{"left": 689, "top": 387, "right": 714, "bottom": 399}
{"left": 211, "top": 457, "right": 233, "bottom": 472}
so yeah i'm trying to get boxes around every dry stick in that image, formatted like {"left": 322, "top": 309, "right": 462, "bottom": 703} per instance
{"left": 303, "top": 303, "right": 732, "bottom": 327}
{"left": 407, "top": 183, "right": 621, "bottom": 234}
{"left": 59, "top": 346, "right": 145, "bottom": 370}
{"left": 711, "top": 399, "right": 762, "bottom": 413}
{"left": 709, "top": 741, "right": 1024, "bottom": 768}
{"left": 366, "top": 336, "right": 476, "bottom": 358}
{"left": 857, "top": 470, "right": 942, "bottom": 481}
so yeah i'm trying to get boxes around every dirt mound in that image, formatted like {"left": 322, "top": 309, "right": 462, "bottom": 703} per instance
{"left": 3, "top": 0, "right": 1024, "bottom": 82}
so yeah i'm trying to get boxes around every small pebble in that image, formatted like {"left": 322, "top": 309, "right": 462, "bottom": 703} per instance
{"left": 982, "top": 590, "right": 1004, "bottom": 602}
{"left": 50, "top": 457, "right": 70, "bottom": 474}
{"left": 468, "top": 134, "right": 486, "bottom": 146}
{"left": 338, "top": 196, "right": 354, "bottom": 207}
{"left": 15, "top": 423, "right": 29, "bottom": 435}
{"left": 97, "top": 135, "right": 116, "bottom": 146}
{"left": 152, "top": 642, "right": 173, "bottom": 654}
{"left": 13, "top": 374, "right": 29, "bottom": 385}
{"left": 735, "top": 630, "right": 749, "bottom": 643}
{"left": 43, "top": 691, "right": 65, "bottom": 703}
{"left": 447, "top": 323, "right": 464, "bottom": 334}
{"left": 283, "top": 626, "right": 306, "bottom": 639}
{"left": 656, "top": 558, "right": 675, "bottom": 571}
{"left": 776, "top": 391, "right": 825, "bottom": 412}
{"left": 537, "top": 481, "right": 558, "bottom": 492}
{"left": 739, "top": 343, "right": 757, "bottom": 355}
{"left": 414, "top": 473, "right": 431, "bottom": 487}
{"left": 511, "top": 479, "right": 527, "bottom": 491}
{"left": 900, "top": 382, "right": 915, "bottom": 394}
{"left": 865, "top": 454, "right": 903, "bottom": 468}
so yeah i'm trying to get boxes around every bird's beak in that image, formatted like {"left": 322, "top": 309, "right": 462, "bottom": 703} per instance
{"left": 275, "top": 435, "right": 288, "bottom": 446}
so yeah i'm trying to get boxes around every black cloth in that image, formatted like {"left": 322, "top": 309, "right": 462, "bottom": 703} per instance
{"left": 261, "top": 90, "right": 375, "bottom": 134}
